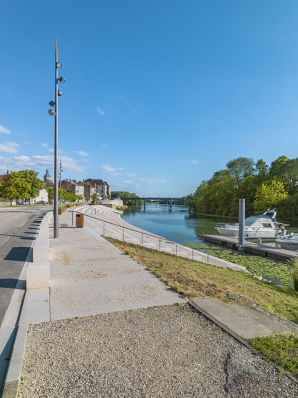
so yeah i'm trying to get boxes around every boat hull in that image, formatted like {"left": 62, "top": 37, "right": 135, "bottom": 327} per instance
{"left": 216, "top": 227, "right": 277, "bottom": 238}
{"left": 276, "top": 240, "right": 298, "bottom": 251}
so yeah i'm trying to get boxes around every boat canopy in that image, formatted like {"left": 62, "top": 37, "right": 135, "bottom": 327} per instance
{"left": 245, "top": 215, "right": 276, "bottom": 226}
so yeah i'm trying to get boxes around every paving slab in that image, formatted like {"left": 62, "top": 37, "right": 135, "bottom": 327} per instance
{"left": 191, "top": 297, "right": 298, "bottom": 339}
{"left": 49, "top": 213, "right": 185, "bottom": 321}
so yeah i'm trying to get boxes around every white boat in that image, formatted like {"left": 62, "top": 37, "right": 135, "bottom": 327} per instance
{"left": 276, "top": 233, "right": 298, "bottom": 251}
{"left": 215, "top": 209, "right": 286, "bottom": 238}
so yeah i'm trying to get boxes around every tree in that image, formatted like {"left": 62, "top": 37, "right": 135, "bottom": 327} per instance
{"left": 91, "top": 193, "right": 98, "bottom": 202}
{"left": 226, "top": 157, "right": 255, "bottom": 188}
{"left": 255, "top": 159, "right": 268, "bottom": 179}
{"left": 253, "top": 180, "right": 288, "bottom": 213}
{"left": 23, "top": 170, "right": 43, "bottom": 203}
{"left": 0, "top": 171, "right": 31, "bottom": 204}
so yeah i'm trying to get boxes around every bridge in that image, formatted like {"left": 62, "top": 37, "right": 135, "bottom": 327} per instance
{"left": 113, "top": 197, "right": 184, "bottom": 211}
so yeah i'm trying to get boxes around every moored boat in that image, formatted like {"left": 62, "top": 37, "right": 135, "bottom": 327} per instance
{"left": 276, "top": 233, "right": 298, "bottom": 251}
{"left": 215, "top": 209, "right": 287, "bottom": 238}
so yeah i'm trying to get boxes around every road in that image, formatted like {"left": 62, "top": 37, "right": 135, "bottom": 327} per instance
{"left": 0, "top": 205, "right": 51, "bottom": 327}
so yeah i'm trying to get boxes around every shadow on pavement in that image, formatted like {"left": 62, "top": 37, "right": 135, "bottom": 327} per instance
{"left": 4, "top": 247, "right": 30, "bottom": 262}
{"left": 0, "top": 278, "right": 26, "bottom": 290}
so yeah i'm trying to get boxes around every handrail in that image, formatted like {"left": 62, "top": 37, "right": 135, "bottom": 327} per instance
{"left": 70, "top": 210, "right": 168, "bottom": 240}
{"left": 69, "top": 210, "right": 198, "bottom": 260}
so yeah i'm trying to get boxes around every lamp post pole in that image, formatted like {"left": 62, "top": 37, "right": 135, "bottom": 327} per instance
{"left": 54, "top": 41, "right": 59, "bottom": 238}
{"left": 48, "top": 39, "right": 65, "bottom": 239}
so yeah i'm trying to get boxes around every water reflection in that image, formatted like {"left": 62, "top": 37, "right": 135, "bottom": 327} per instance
{"left": 122, "top": 204, "right": 232, "bottom": 245}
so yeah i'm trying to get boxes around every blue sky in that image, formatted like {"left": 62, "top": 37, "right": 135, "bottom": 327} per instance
{"left": 1, "top": 1, "right": 298, "bottom": 197}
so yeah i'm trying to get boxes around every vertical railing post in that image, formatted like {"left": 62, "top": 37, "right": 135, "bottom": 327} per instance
{"left": 123, "top": 227, "right": 124, "bottom": 241}
{"left": 72, "top": 212, "right": 73, "bottom": 225}
{"left": 176, "top": 243, "right": 177, "bottom": 255}
{"left": 192, "top": 248, "right": 193, "bottom": 260}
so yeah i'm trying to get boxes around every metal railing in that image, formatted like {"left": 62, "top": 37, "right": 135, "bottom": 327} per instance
{"left": 70, "top": 210, "right": 199, "bottom": 260}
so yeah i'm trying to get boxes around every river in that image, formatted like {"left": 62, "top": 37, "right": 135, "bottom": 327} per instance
{"left": 122, "top": 203, "right": 235, "bottom": 246}
{"left": 122, "top": 203, "right": 295, "bottom": 288}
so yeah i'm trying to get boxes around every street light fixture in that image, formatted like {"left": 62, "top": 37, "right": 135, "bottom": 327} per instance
{"left": 48, "top": 39, "right": 66, "bottom": 238}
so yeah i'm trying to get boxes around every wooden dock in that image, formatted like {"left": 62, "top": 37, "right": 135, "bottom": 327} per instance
{"left": 203, "top": 234, "right": 298, "bottom": 261}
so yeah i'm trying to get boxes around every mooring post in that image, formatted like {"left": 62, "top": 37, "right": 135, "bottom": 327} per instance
{"left": 143, "top": 200, "right": 146, "bottom": 211}
{"left": 238, "top": 198, "right": 245, "bottom": 252}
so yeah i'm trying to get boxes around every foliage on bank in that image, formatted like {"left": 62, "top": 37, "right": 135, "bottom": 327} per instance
{"left": 106, "top": 238, "right": 298, "bottom": 323}
{"left": 0, "top": 170, "right": 43, "bottom": 202}
{"left": 185, "top": 156, "right": 298, "bottom": 222}
{"left": 111, "top": 191, "right": 143, "bottom": 205}
{"left": 45, "top": 186, "right": 82, "bottom": 203}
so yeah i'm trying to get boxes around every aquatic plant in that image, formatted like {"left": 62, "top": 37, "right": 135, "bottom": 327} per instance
{"left": 185, "top": 242, "right": 294, "bottom": 289}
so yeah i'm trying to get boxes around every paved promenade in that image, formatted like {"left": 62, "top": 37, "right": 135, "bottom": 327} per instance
{"left": 4, "top": 207, "right": 298, "bottom": 397}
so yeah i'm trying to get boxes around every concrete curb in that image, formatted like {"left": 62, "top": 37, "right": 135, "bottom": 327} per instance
{"left": 1, "top": 211, "right": 51, "bottom": 398}
{"left": 187, "top": 298, "right": 298, "bottom": 384}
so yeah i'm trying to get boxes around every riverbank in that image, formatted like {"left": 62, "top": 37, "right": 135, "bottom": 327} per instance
{"left": 106, "top": 238, "right": 298, "bottom": 323}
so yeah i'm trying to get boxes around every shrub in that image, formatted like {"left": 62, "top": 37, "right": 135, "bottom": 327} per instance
{"left": 287, "top": 258, "right": 298, "bottom": 291}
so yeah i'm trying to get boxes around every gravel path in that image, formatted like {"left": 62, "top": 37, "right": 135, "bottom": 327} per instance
{"left": 18, "top": 304, "right": 298, "bottom": 397}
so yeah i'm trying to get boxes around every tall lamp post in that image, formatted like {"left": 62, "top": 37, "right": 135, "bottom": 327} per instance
{"left": 48, "top": 39, "right": 66, "bottom": 238}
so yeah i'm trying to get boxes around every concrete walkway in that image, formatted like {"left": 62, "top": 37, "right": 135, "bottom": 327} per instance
{"left": 3, "top": 206, "right": 298, "bottom": 397}
{"left": 48, "top": 213, "right": 185, "bottom": 321}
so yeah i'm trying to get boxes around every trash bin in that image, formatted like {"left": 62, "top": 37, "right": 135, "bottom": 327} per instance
{"left": 76, "top": 213, "right": 84, "bottom": 228}
{"left": 53, "top": 209, "right": 62, "bottom": 215}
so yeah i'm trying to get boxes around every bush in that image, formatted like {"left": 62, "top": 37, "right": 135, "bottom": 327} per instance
{"left": 288, "top": 258, "right": 298, "bottom": 291}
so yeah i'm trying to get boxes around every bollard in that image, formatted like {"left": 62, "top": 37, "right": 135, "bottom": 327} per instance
{"left": 238, "top": 199, "right": 245, "bottom": 252}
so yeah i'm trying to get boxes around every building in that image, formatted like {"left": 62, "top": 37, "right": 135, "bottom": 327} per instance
{"left": 80, "top": 180, "right": 96, "bottom": 200}
{"left": 84, "top": 179, "right": 111, "bottom": 200}
{"left": 31, "top": 188, "right": 49, "bottom": 204}
{"left": 43, "top": 169, "right": 53, "bottom": 187}
{"left": 61, "top": 179, "right": 84, "bottom": 198}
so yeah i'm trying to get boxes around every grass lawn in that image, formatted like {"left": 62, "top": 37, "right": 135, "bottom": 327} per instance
{"left": 250, "top": 333, "right": 298, "bottom": 377}
{"left": 106, "top": 238, "right": 298, "bottom": 324}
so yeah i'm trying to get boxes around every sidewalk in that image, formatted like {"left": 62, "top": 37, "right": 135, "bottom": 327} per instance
{"left": 5, "top": 209, "right": 298, "bottom": 397}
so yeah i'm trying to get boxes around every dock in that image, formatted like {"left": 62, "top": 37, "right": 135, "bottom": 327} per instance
{"left": 204, "top": 234, "right": 298, "bottom": 261}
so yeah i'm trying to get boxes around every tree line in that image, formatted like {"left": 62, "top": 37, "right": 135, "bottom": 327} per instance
{"left": 0, "top": 170, "right": 82, "bottom": 204}
{"left": 185, "top": 156, "right": 298, "bottom": 222}
{"left": 111, "top": 191, "right": 144, "bottom": 206}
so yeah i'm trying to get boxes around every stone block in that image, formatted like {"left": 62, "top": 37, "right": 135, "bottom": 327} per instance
{"left": 27, "top": 261, "right": 50, "bottom": 289}
{"left": 32, "top": 237, "right": 49, "bottom": 262}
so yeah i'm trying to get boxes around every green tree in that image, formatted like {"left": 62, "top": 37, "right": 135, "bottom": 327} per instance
{"left": 45, "top": 187, "right": 54, "bottom": 199}
{"left": 0, "top": 171, "right": 31, "bottom": 204}
{"left": 23, "top": 170, "right": 43, "bottom": 203}
{"left": 253, "top": 180, "right": 288, "bottom": 213}
{"left": 91, "top": 193, "right": 98, "bottom": 202}
{"left": 226, "top": 157, "right": 255, "bottom": 188}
